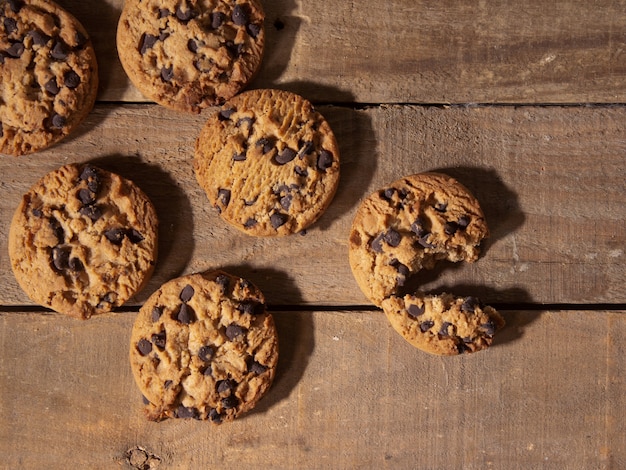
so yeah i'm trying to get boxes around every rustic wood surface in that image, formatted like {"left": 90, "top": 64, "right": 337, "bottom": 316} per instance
{"left": 2, "top": 0, "right": 626, "bottom": 468}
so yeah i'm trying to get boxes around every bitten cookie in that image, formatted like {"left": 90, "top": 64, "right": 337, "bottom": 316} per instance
{"left": 194, "top": 88, "right": 340, "bottom": 236}
{"left": 348, "top": 172, "right": 489, "bottom": 306}
{"left": 0, "top": 0, "right": 98, "bottom": 156}
{"left": 8, "top": 163, "right": 158, "bottom": 318}
{"left": 116, "top": 0, "right": 265, "bottom": 113}
{"left": 129, "top": 270, "right": 279, "bottom": 423}
{"left": 381, "top": 292, "right": 505, "bottom": 355}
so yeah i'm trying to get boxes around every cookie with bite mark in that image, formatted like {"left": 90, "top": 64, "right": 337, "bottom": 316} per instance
{"left": 129, "top": 270, "right": 279, "bottom": 423}
{"left": 348, "top": 172, "right": 489, "bottom": 307}
{"left": 8, "top": 163, "right": 158, "bottom": 318}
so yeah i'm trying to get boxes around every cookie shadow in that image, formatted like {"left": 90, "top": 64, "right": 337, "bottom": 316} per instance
{"left": 88, "top": 154, "right": 195, "bottom": 301}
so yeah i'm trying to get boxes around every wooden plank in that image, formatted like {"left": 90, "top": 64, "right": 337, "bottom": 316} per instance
{"left": 1, "top": 309, "right": 624, "bottom": 468}
{"left": 2, "top": 104, "right": 625, "bottom": 306}
{"left": 56, "top": 0, "right": 626, "bottom": 104}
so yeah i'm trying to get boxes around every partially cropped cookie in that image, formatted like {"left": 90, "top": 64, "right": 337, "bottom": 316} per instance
{"left": 194, "top": 89, "right": 340, "bottom": 236}
{"left": 129, "top": 270, "right": 279, "bottom": 423}
{"left": 116, "top": 0, "right": 265, "bottom": 113}
{"left": 348, "top": 172, "right": 488, "bottom": 306}
{"left": 381, "top": 292, "right": 505, "bottom": 355}
{"left": 8, "top": 163, "right": 158, "bottom": 318}
{"left": 0, "top": 0, "right": 98, "bottom": 155}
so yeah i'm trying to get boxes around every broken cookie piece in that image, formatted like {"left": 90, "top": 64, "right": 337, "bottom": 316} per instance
{"left": 8, "top": 163, "right": 158, "bottom": 318}
{"left": 129, "top": 270, "right": 279, "bottom": 423}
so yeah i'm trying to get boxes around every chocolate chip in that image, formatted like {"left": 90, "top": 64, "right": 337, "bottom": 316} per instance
{"left": 317, "top": 150, "right": 334, "bottom": 171}
{"left": 232, "top": 4, "right": 248, "bottom": 26}
{"left": 51, "top": 114, "right": 66, "bottom": 129}
{"left": 151, "top": 306, "right": 163, "bottom": 322}
{"left": 457, "top": 215, "right": 470, "bottom": 229}
{"left": 247, "top": 358, "right": 267, "bottom": 375}
{"left": 461, "top": 296, "right": 481, "bottom": 313}
{"left": 221, "top": 395, "right": 239, "bottom": 409}
{"left": 79, "top": 204, "right": 102, "bottom": 221}
{"left": 444, "top": 221, "right": 458, "bottom": 235}
{"left": 275, "top": 147, "right": 297, "bottom": 165}
{"left": 270, "top": 212, "right": 288, "bottom": 229}
{"left": 50, "top": 40, "right": 68, "bottom": 60}
{"left": 68, "top": 257, "right": 83, "bottom": 271}
{"left": 158, "top": 8, "right": 170, "bottom": 18}
{"left": 176, "top": 303, "right": 196, "bottom": 324}
{"left": 439, "top": 322, "right": 454, "bottom": 336}
{"left": 481, "top": 319, "right": 497, "bottom": 336}
{"left": 51, "top": 246, "right": 70, "bottom": 271}
{"left": 160, "top": 66, "right": 174, "bottom": 82}
{"left": 126, "top": 229, "right": 144, "bottom": 244}
{"left": 280, "top": 194, "right": 292, "bottom": 210}
{"left": 208, "top": 408, "right": 222, "bottom": 422}
{"left": 247, "top": 23, "right": 261, "bottom": 38}
{"left": 44, "top": 78, "right": 60, "bottom": 95}
{"left": 151, "top": 331, "right": 166, "bottom": 349}
{"left": 176, "top": 405, "right": 198, "bottom": 419}
{"left": 244, "top": 218, "right": 257, "bottom": 229}
{"left": 457, "top": 342, "right": 471, "bottom": 354}
{"left": 105, "top": 228, "right": 126, "bottom": 245}
{"left": 434, "top": 202, "right": 448, "bottom": 213}
{"left": 294, "top": 166, "right": 308, "bottom": 177}
{"left": 74, "top": 31, "right": 88, "bottom": 49}
{"left": 6, "top": 41, "right": 24, "bottom": 58}
{"left": 203, "top": 365, "right": 213, "bottom": 377}
{"left": 407, "top": 303, "right": 425, "bottom": 318}
{"left": 225, "top": 324, "right": 245, "bottom": 340}
{"left": 390, "top": 259, "right": 409, "bottom": 286}
{"left": 198, "top": 345, "right": 214, "bottom": 362}
{"left": 139, "top": 33, "right": 157, "bottom": 55}
{"left": 256, "top": 137, "right": 274, "bottom": 154}
{"left": 137, "top": 338, "right": 152, "bottom": 356}
{"left": 77, "top": 188, "right": 95, "bottom": 205}
{"left": 215, "top": 273, "right": 230, "bottom": 292}
{"left": 179, "top": 284, "right": 194, "bottom": 302}
{"left": 370, "top": 233, "right": 384, "bottom": 253}
{"left": 80, "top": 165, "right": 98, "bottom": 183}
{"left": 216, "top": 379, "right": 236, "bottom": 393}
{"left": 233, "top": 151, "right": 246, "bottom": 161}
{"left": 299, "top": 140, "right": 314, "bottom": 156}
{"left": 27, "top": 29, "right": 50, "bottom": 47}
{"left": 32, "top": 208, "right": 43, "bottom": 217}
{"left": 383, "top": 229, "right": 402, "bottom": 247}
{"left": 50, "top": 218, "right": 65, "bottom": 243}
{"left": 420, "top": 320, "right": 435, "bottom": 332}
{"left": 164, "top": 380, "right": 173, "bottom": 389}
{"left": 4, "top": 18, "right": 17, "bottom": 34}
{"left": 410, "top": 218, "right": 427, "bottom": 237}
{"left": 175, "top": 6, "right": 195, "bottom": 22}
{"left": 7, "top": 0, "right": 23, "bottom": 13}
{"left": 224, "top": 40, "right": 243, "bottom": 57}
{"left": 211, "top": 11, "right": 226, "bottom": 29}
{"left": 217, "top": 188, "right": 231, "bottom": 207}
{"left": 237, "top": 300, "right": 264, "bottom": 316}
{"left": 218, "top": 108, "right": 235, "bottom": 120}
{"left": 236, "top": 116, "right": 254, "bottom": 129}
{"left": 417, "top": 233, "right": 435, "bottom": 249}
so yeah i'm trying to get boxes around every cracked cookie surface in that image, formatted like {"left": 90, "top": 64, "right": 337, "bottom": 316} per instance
{"left": 129, "top": 270, "right": 279, "bottom": 423}
{"left": 194, "top": 88, "right": 340, "bottom": 236}
{"left": 0, "top": 0, "right": 98, "bottom": 155}
{"left": 382, "top": 292, "right": 505, "bottom": 355}
{"left": 116, "top": 0, "right": 265, "bottom": 113}
{"left": 348, "top": 172, "right": 488, "bottom": 306}
{"left": 8, "top": 163, "right": 158, "bottom": 318}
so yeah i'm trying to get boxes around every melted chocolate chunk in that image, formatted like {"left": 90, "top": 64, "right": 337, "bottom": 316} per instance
{"left": 176, "top": 303, "right": 196, "bottom": 324}
{"left": 244, "top": 218, "right": 257, "bottom": 229}
{"left": 126, "top": 229, "right": 144, "bottom": 244}
{"left": 44, "top": 78, "right": 60, "bottom": 95}
{"left": 136, "top": 338, "right": 152, "bottom": 356}
{"left": 51, "top": 246, "right": 70, "bottom": 271}
{"left": 457, "top": 215, "right": 470, "bottom": 229}
{"left": 370, "top": 233, "right": 384, "bottom": 253}
{"left": 64, "top": 70, "right": 80, "bottom": 89}
{"left": 217, "top": 188, "right": 231, "bottom": 207}
{"left": 390, "top": 259, "right": 409, "bottom": 286}
{"left": 50, "top": 39, "right": 68, "bottom": 60}
{"left": 175, "top": 6, "right": 195, "bottom": 22}
{"left": 247, "top": 358, "right": 267, "bottom": 375}
{"left": 4, "top": 17, "right": 17, "bottom": 34}
{"left": 420, "top": 320, "right": 435, "bottom": 332}
{"left": 79, "top": 204, "right": 102, "bottom": 221}
{"left": 410, "top": 218, "right": 427, "bottom": 238}
{"left": 179, "top": 284, "right": 194, "bottom": 302}
{"left": 233, "top": 151, "right": 246, "bottom": 161}
{"left": 51, "top": 114, "right": 66, "bottom": 129}
{"left": 225, "top": 324, "right": 245, "bottom": 340}
{"left": 232, "top": 4, "right": 248, "bottom": 26}
{"left": 224, "top": 40, "right": 243, "bottom": 57}
{"left": 237, "top": 300, "right": 264, "bottom": 316}
{"left": 104, "top": 228, "right": 126, "bottom": 245}
{"left": 247, "top": 23, "right": 261, "bottom": 38}
{"left": 256, "top": 137, "right": 274, "bottom": 154}
{"left": 275, "top": 147, "right": 297, "bottom": 165}
{"left": 216, "top": 378, "right": 236, "bottom": 394}
{"left": 77, "top": 188, "right": 95, "bottom": 205}
{"left": 6, "top": 41, "right": 24, "bottom": 58}
{"left": 158, "top": 8, "right": 170, "bottom": 18}
{"left": 28, "top": 29, "right": 50, "bottom": 47}
{"left": 270, "top": 212, "right": 288, "bottom": 229}
{"left": 198, "top": 345, "right": 214, "bottom": 362}
{"left": 151, "top": 331, "right": 166, "bottom": 349}
{"left": 215, "top": 274, "right": 230, "bottom": 292}
{"left": 457, "top": 342, "right": 471, "bottom": 354}
{"left": 218, "top": 108, "right": 235, "bottom": 120}
{"left": 444, "top": 221, "right": 458, "bottom": 236}
{"left": 139, "top": 33, "right": 157, "bottom": 55}
{"left": 221, "top": 395, "right": 239, "bottom": 409}
{"left": 434, "top": 202, "right": 448, "bottom": 213}
{"left": 160, "top": 66, "right": 174, "bottom": 82}
{"left": 151, "top": 306, "right": 163, "bottom": 322}
{"left": 211, "top": 11, "right": 226, "bottom": 29}
{"left": 299, "top": 140, "right": 314, "bottom": 156}
{"left": 294, "top": 165, "right": 308, "bottom": 177}
{"left": 208, "top": 408, "right": 222, "bottom": 422}
{"left": 280, "top": 194, "right": 292, "bottom": 210}
{"left": 177, "top": 405, "right": 199, "bottom": 419}
{"left": 68, "top": 257, "right": 83, "bottom": 271}
{"left": 317, "top": 150, "right": 334, "bottom": 171}
{"left": 461, "top": 296, "right": 481, "bottom": 314}
{"left": 50, "top": 218, "right": 65, "bottom": 243}
{"left": 187, "top": 38, "right": 198, "bottom": 53}
{"left": 407, "top": 303, "right": 425, "bottom": 318}
{"left": 481, "top": 319, "right": 497, "bottom": 336}
{"left": 439, "top": 322, "right": 454, "bottom": 336}
{"left": 383, "top": 229, "right": 402, "bottom": 247}
{"left": 417, "top": 233, "right": 435, "bottom": 249}
{"left": 8, "top": 0, "right": 23, "bottom": 13}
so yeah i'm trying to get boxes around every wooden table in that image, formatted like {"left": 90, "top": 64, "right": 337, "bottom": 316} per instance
{"left": 2, "top": 1, "right": 626, "bottom": 468}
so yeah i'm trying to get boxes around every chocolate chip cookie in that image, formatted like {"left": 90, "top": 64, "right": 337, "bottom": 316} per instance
{"left": 348, "top": 172, "right": 489, "bottom": 306}
{"left": 116, "top": 0, "right": 265, "bottom": 113}
{"left": 129, "top": 270, "right": 279, "bottom": 423}
{"left": 381, "top": 292, "right": 505, "bottom": 355}
{"left": 0, "top": 0, "right": 98, "bottom": 156}
{"left": 8, "top": 163, "right": 158, "bottom": 318}
{"left": 194, "top": 88, "right": 341, "bottom": 236}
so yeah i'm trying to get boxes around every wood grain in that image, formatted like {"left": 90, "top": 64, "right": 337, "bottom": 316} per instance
{"left": 1, "top": 104, "right": 625, "bottom": 306}
{"left": 55, "top": 0, "right": 626, "bottom": 104}
{"left": 1, "top": 309, "right": 624, "bottom": 469}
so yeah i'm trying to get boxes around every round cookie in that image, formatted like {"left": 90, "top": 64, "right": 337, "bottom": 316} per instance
{"left": 8, "top": 163, "right": 158, "bottom": 318}
{"left": 381, "top": 292, "right": 505, "bottom": 355}
{"left": 348, "top": 172, "right": 489, "bottom": 306}
{"left": 116, "top": 0, "right": 265, "bottom": 113}
{"left": 0, "top": 0, "right": 98, "bottom": 156}
{"left": 129, "top": 270, "right": 279, "bottom": 423}
{"left": 194, "top": 88, "right": 340, "bottom": 236}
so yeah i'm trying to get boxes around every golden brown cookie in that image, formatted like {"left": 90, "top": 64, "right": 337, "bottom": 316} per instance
{"left": 381, "top": 292, "right": 505, "bottom": 355}
{"left": 0, "top": 0, "right": 98, "bottom": 156}
{"left": 194, "top": 88, "right": 341, "bottom": 236}
{"left": 129, "top": 270, "right": 279, "bottom": 423}
{"left": 8, "top": 163, "right": 158, "bottom": 318}
{"left": 116, "top": 0, "right": 265, "bottom": 113}
{"left": 348, "top": 172, "right": 488, "bottom": 306}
